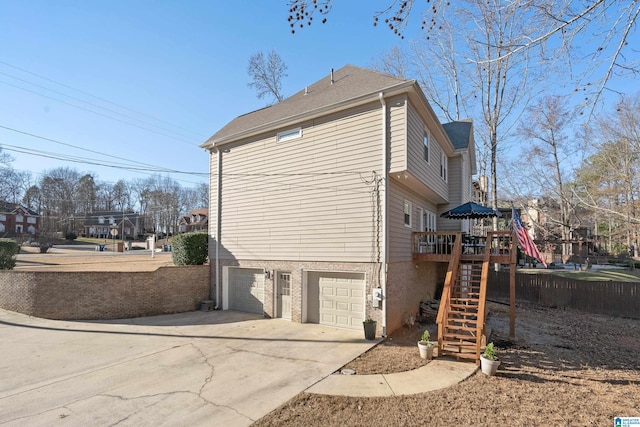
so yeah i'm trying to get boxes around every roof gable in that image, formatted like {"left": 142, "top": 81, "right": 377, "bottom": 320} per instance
{"left": 0, "top": 201, "right": 39, "bottom": 216}
{"left": 203, "top": 65, "right": 413, "bottom": 147}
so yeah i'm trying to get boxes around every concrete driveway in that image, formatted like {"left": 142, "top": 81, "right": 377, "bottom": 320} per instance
{"left": 0, "top": 309, "right": 376, "bottom": 426}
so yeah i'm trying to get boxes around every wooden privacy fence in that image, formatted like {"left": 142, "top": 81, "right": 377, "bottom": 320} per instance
{"left": 487, "top": 271, "right": 639, "bottom": 319}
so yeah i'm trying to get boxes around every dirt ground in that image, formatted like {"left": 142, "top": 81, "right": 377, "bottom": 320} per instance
{"left": 11, "top": 248, "right": 640, "bottom": 425}
{"left": 15, "top": 245, "right": 175, "bottom": 271}
{"left": 256, "top": 302, "right": 640, "bottom": 426}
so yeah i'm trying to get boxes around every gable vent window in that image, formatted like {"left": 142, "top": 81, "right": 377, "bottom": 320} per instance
{"left": 277, "top": 127, "right": 302, "bottom": 143}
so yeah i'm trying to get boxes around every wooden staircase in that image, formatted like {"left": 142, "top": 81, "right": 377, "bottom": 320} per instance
{"left": 437, "top": 235, "right": 491, "bottom": 363}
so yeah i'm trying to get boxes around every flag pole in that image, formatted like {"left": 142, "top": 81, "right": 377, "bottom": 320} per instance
{"left": 510, "top": 228, "right": 516, "bottom": 338}
{"left": 509, "top": 205, "right": 517, "bottom": 338}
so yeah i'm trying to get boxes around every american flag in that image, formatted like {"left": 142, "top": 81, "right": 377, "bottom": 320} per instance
{"left": 512, "top": 208, "right": 547, "bottom": 268}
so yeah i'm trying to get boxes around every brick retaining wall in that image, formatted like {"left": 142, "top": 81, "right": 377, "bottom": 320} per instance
{"left": 0, "top": 265, "right": 210, "bottom": 320}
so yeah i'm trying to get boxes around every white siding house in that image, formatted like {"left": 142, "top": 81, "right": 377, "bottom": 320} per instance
{"left": 201, "top": 65, "right": 476, "bottom": 334}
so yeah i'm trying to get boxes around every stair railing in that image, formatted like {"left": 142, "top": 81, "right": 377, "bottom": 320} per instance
{"left": 436, "top": 233, "right": 462, "bottom": 355}
{"left": 474, "top": 231, "right": 494, "bottom": 362}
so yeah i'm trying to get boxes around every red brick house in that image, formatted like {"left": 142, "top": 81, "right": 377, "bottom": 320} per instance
{"left": 179, "top": 208, "right": 208, "bottom": 233}
{"left": 0, "top": 202, "right": 39, "bottom": 237}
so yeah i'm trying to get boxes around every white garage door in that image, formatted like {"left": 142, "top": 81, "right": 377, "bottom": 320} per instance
{"left": 307, "top": 272, "right": 365, "bottom": 330}
{"left": 228, "top": 268, "right": 265, "bottom": 315}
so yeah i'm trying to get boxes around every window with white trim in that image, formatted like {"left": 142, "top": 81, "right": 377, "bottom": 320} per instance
{"left": 423, "top": 132, "right": 429, "bottom": 162}
{"left": 403, "top": 200, "right": 412, "bottom": 228}
{"left": 27, "top": 217, "right": 36, "bottom": 224}
{"left": 440, "top": 152, "right": 448, "bottom": 182}
{"left": 424, "top": 210, "right": 436, "bottom": 232}
{"left": 276, "top": 127, "right": 302, "bottom": 143}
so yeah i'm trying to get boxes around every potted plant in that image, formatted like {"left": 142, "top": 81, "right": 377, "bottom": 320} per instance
{"left": 480, "top": 342, "right": 501, "bottom": 376}
{"left": 363, "top": 318, "right": 377, "bottom": 340}
{"left": 417, "top": 329, "right": 434, "bottom": 360}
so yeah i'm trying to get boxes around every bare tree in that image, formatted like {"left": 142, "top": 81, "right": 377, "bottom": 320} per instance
{"left": 247, "top": 50, "right": 288, "bottom": 104}
{"left": 518, "top": 96, "right": 579, "bottom": 260}
{"left": 112, "top": 179, "right": 132, "bottom": 211}
{"left": 287, "top": 0, "right": 639, "bottom": 107}
{"left": 372, "top": 0, "right": 552, "bottom": 221}
{"left": 574, "top": 95, "right": 640, "bottom": 255}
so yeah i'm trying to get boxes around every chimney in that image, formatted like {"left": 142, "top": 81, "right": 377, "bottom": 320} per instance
{"left": 330, "top": 68, "right": 334, "bottom": 84}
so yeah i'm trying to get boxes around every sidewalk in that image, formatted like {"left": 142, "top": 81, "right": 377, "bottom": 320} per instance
{"left": 306, "top": 358, "right": 478, "bottom": 397}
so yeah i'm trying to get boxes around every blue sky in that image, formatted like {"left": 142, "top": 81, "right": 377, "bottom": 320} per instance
{"left": 0, "top": 1, "right": 637, "bottom": 190}
{"left": 0, "top": 1, "right": 410, "bottom": 188}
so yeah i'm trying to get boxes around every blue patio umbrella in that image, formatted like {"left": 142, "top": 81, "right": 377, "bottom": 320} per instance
{"left": 440, "top": 202, "right": 502, "bottom": 219}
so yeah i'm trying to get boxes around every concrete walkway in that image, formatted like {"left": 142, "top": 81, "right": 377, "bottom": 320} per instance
{"left": 307, "top": 358, "right": 478, "bottom": 397}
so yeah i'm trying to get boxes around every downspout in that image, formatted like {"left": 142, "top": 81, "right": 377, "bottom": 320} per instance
{"left": 214, "top": 147, "right": 222, "bottom": 309}
{"left": 379, "top": 92, "right": 388, "bottom": 337}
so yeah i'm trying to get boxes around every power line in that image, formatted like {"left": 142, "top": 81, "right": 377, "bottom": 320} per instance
{"left": 0, "top": 60, "right": 208, "bottom": 139}
{"left": 0, "top": 70, "right": 205, "bottom": 142}
{"left": 0, "top": 124, "right": 181, "bottom": 171}
{"left": 2, "top": 143, "right": 207, "bottom": 177}
{"left": 0, "top": 79, "right": 200, "bottom": 146}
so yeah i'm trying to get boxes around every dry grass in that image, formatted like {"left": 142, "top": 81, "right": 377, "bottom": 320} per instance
{"left": 256, "top": 302, "right": 640, "bottom": 426}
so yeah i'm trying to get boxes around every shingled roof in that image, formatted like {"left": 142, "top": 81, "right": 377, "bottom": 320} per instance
{"left": 0, "top": 201, "right": 38, "bottom": 216}
{"left": 202, "top": 65, "right": 415, "bottom": 147}
{"left": 442, "top": 120, "right": 473, "bottom": 150}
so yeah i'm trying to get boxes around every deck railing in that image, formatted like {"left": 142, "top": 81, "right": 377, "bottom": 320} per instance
{"left": 412, "top": 232, "right": 460, "bottom": 256}
{"left": 413, "top": 230, "right": 515, "bottom": 263}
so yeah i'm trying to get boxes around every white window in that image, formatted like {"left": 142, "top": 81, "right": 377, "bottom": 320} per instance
{"left": 27, "top": 225, "right": 35, "bottom": 234}
{"left": 0, "top": 214, "right": 5, "bottom": 221}
{"left": 417, "top": 208, "right": 437, "bottom": 253}
{"left": 277, "top": 127, "right": 302, "bottom": 143}
{"left": 403, "top": 200, "right": 412, "bottom": 228}
{"left": 424, "top": 210, "right": 437, "bottom": 232}
{"left": 98, "top": 216, "right": 105, "bottom": 224}
{"left": 440, "top": 152, "right": 448, "bottom": 182}
{"left": 16, "top": 214, "right": 24, "bottom": 223}
{"left": 109, "top": 216, "right": 115, "bottom": 225}
{"left": 423, "top": 132, "right": 429, "bottom": 162}
{"left": 27, "top": 217, "right": 36, "bottom": 224}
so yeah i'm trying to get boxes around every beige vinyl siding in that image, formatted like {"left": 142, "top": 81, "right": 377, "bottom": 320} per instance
{"left": 388, "top": 95, "right": 407, "bottom": 173}
{"left": 406, "top": 103, "right": 448, "bottom": 201}
{"left": 388, "top": 178, "right": 438, "bottom": 262}
{"left": 217, "top": 102, "right": 383, "bottom": 262}
{"left": 461, "top": 152, "right": 472, "bottom": 202}
{"left": 208, "top": 151, "right": 218, "bottom": 254}
{"left": 438, "top": 155, "right": 464, "bottom": 232}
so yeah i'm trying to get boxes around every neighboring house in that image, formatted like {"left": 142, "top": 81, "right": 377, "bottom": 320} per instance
{"left": 82, "top": 211, "right": 138, "bottom": 239}
{"left": 0, "top": 202, "right": 39, "bottom": 236}
{"left": 179, "top": 208, "right": 208, "bottom": 233}
{"left": 201, "top": 65, "right": 476, "bottom": 335}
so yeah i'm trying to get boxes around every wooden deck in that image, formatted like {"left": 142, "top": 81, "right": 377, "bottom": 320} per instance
{"left": 412, "top": 231, "right": 514, "bottom": 264}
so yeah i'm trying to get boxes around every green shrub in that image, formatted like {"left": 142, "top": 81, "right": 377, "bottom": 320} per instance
{"left": 171, "top": 232, "right": 208, "bottom": 266}
{"left": 0, "top": 247, "right": 16, "bottom": 270}
{"left": 65, "top": 232, "right": 77, "bottom": 241}
{"left": 0, "top": 240, "right": 19, "bottom": 256}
